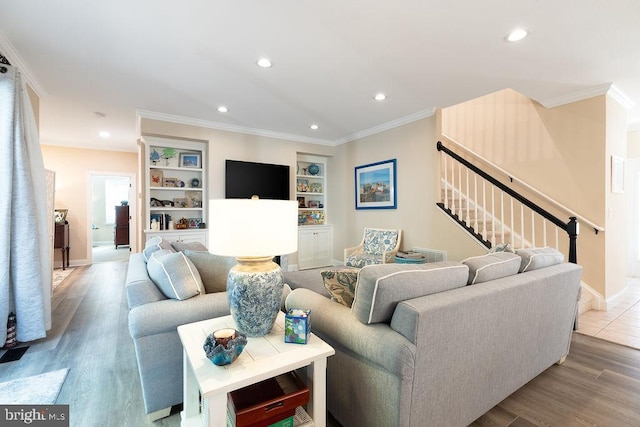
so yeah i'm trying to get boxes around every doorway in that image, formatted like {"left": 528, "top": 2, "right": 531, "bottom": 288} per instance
{"left": 88, "top": 172, "right": 136, "bottom": 264}
{"left": 628, "top": 158, "right": 640, "bottom": 277}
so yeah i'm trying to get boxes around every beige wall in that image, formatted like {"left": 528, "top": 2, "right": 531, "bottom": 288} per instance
{"left": 41, "top": 145, "right": 137, "bottom": 266}
{"left": 327, "top": 117, "right": 485, "bottom": 263}
{"left": 629, "top": 130, "right": 640, "bottom": 158}
{"left": 440, "top": 88, "right": 627, "bottom": 300}
{"left": 141, "top": 117, "right": 486, "bottom": 266}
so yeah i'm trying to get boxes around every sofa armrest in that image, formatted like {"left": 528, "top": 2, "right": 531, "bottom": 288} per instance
{"left": 129, "top": 292, "right": 230, "bottom": 339}
{"left": 285, "top": 288, "right": 416, "bottom": 377}
{"left": 126, "top": 253, "right": 166, "bottom": 309}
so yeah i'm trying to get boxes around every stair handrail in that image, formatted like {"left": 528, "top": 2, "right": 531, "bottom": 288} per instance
{"left": 440, "top": 134, "right": 605, "bottom": 234}
{"left": 437, "top": 141, "right": 579, "bottom": 263}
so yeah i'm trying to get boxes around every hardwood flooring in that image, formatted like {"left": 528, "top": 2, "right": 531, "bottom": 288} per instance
{"left": 2, "top": 261, "right": 640, "bottom": 426}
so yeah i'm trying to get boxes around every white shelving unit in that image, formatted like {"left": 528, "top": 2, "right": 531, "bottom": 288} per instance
{"left": 296, "top": 154, "right": 332, "bottom": 269}
{"left": 141, "top": 136, "right": 208, "bottom": 246}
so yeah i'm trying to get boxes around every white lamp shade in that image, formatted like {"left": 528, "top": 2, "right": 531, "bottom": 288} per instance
{"left": 209, "top": 198, "right": 298, "bottom": 257}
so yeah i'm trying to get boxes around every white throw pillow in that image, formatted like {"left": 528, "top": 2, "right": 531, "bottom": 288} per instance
{"left": 147, "top": 250, "right": 204, "bottom": 300}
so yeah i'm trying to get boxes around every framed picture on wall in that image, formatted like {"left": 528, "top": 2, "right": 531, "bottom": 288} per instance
{"left": 180, "top": 153, "right": 201, "bottom": 168}
{"left": 355, "top": 159, "right": 397, "bottom": 209}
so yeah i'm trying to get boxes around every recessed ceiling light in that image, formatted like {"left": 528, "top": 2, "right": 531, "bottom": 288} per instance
{"left": 310, "top": 124, "right": 319, "bottom": 130}
{"left": 506, "top": 28, "right": 528, "bottom": 42}
{"left": 257, "top": 58, "right": 272, "bottom": 68}
{"left": 99, "top": 131, "right": 110, "bottom": 138}
{"left": 374, "top": 93, "right": 386, "bottom": 101}
{"left": 217, "top": 106, "right": 228, "bottom": 113}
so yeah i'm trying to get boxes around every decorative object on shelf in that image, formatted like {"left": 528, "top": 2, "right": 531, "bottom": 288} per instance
{"left": 189, "top": 177, "right": 200, "bottom": 188}
{"left": 203, "top": 328, "right": 247, "bottom": 366}
{"left": 296, "top": 162, "right": 300, "bottom": 175}
{"left": 309, "top": 182, "right": 322, "bottom": 193}
{"left": 188, "top": 218, "right": 202, "bottom": 229}
{"left": 307, "top": 163, "right": 320, "bottom": 176}
{"left": 297, "top": 197, "right": 306, "bottom": 208}
{"left": 285, "top": 309, "right": 311, "bottom": 344}
{"left": 150, "top": 149, "right": 161, "bottom": 165}
{"left": 177, "top": 180, "right": 185, "bottom": 187}
{"left": 162, "top": 148, "right": 177, "bottom": 166}
{"left": 355, "top": 158, "right": 397, "bottom": 210}
{"left": 175, "top": 218, "right": 189, "bottom": 229}
{"left": 209, "top": 197, "right": 298, "bottom": 337}
{"left": 296, "top": 179, "right": 309, "bottom": 192}
{"left": 173, "top": 198, "right": 188, "bottom": 208}
{"left": 307, "top": 200, "right": 320, "bottom": 208}
{"left": 185, "top": 191, "right": 202, "bottom": 208}
{"left": 150, "top": 169, "right": 163, "bottom": 187}
{"left": 163, "top": 177, "right": 178, "bottom": 187}
{"left": 54, "top": 209, "right": 68, "bottom": 224}
{"left": 298, "top": 210, "right": 325, "bottom": 225}
{"left": 180, "top": 152, "right": 201, "bottom": 168}
{"left": 120, "top": 200, "right": 128, "bottom": 206}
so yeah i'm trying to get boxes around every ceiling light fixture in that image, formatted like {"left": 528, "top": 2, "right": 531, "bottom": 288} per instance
{"left": 257, "top": 58, "right": 272, "bottom": 68}
{"left": 374, "top": 93, "right": 386, "bottom": 101}
{"left": 94, "top": 111, "right": 106, "bottom": 119}
{"left": 310, "top": 124, "right": 319, "bottom": 130}
{"left": 506, "top": 28, "right": 528, "bottom": 42}
{"left": 99, "top": 131, "right": 110, "bottom": 138}
{"left": 218, "top": 106, "right": 228, "bottom": 113}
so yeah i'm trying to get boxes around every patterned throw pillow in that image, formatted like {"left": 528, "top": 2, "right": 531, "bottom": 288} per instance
{"left": 321, "top": 269, "right": 359, "bottom": 307}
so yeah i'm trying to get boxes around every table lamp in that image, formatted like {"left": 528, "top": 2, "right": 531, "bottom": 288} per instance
{"left": 209, "top": 197, "right": 298, "bottom": 337}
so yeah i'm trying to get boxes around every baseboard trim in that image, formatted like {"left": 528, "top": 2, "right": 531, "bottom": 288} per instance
{"left": 581, "top": 281, "right": 606, "bottom": 311}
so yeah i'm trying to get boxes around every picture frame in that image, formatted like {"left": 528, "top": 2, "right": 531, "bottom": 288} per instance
{"left": 54, "top": 209, "right": 68, "bottom": 224}
{"left": 173, "top": 197, "right": 188, "bottom": 208}
{"left": 150, "top": 169, "right": 163, "bottom": 187}
{"left": 307, "top": 200, "right": 320, "bottom": 208}
{"left": 612, "top": 155, "right": 625, "bottom": 194}
{"left": 185, "top": 191, "right": 202, "bottom": 208}
{"left": 355, "top": 159, "right": 397, "bottom": 209}
{"left": 188, "top": 218, "right": 202, "bottom": 229}
{"left": 163, "top": 177, "right": 178, "bottom": 187}
{"left": 180, "top": 153, "right": 201, "bottom": 168}
{"left": 297, "top": 196, "right": 306, "bottom": 208}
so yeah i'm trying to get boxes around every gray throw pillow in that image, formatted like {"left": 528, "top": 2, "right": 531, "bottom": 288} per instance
{"left": 147, "top": 250, "right": 204, "bottom": 300}
{"left": 516, "top": 247, "right": 564, "bottom": 272}
{"left": 183, "top": 250, "right": 237, "bottom": 293}
{"left": 143, "top": 236, "right": 174, "bottom": 262}
{"left": 171, "top": 241, "right": 208, "bottom": 252}
{"left": 463, "top": 252, "right": 521, "bottom": 285}
{"left": 351, "top": 262, "right": 469, "bottom": 324}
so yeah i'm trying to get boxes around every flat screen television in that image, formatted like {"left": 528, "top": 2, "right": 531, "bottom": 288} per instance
{"left": 225, "top": 160, "right": 290, "bottom": 200}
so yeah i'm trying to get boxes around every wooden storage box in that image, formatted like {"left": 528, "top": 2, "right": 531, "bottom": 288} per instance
{"left": 227, "top": 371, "right": 309, "bottom": 427}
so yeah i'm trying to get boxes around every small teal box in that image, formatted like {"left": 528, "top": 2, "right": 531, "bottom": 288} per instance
{"left": 284, "top": 309, "right": 311, "bottom": 344}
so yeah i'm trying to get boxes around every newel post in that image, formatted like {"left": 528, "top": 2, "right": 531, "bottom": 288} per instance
{"left": 567, "top": 217, "right": 579, "bottom": 264}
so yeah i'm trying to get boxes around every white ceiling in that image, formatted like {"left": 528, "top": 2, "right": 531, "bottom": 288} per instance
{"left": 1, "top": 0, "right": 639, "bottom": 153}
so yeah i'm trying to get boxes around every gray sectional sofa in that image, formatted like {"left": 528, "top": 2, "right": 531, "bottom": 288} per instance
{"left": 284, "top": 249, "right": 582, "bottom": 427}
{"left": 125, "top": 239, "right": 236, "bottom": 419}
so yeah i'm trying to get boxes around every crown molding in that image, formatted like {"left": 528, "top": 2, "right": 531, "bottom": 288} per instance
{"left": 0, "top": 28, "right": 46, "bottom": 97}
{"left": 136, "top": 110, "right": 335, "bottom": 146}
{"left": 333, "top": 107, "right": 437, "bottom": 145}
{"left": 538, "top": 83, "right": 635, "bottom": 111}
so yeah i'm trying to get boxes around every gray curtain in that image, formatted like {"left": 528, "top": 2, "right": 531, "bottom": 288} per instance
{"left": 0, "top": 64, "right": 51, "bottom": 343}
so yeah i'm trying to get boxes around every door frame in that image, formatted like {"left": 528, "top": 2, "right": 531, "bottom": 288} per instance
{"left": 87, "top": 171, "right": 137, "bottom": 264}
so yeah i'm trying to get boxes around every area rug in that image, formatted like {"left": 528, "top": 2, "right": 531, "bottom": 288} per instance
{"left": 0, "top": 368, "right": 69, "bottom": 404}
{"left": 52, "top": 268, "right": 74, "bottom": 291}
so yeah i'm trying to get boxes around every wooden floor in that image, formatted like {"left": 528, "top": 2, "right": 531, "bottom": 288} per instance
{"left": 2, "top": 261, "right": 640, "bottom": 427}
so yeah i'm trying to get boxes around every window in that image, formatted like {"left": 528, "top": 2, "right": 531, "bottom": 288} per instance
{"left": 105, "top": 178, "right": 129, "bottom": 224}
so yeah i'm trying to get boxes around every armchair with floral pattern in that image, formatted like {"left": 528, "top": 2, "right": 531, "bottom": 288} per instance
{"left": 344, "top": 228, "right": 402, "bottom": 268}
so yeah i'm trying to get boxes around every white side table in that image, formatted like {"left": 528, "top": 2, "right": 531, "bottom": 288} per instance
{"left": 178, "top": 312, "right": 335, "bottom": 427}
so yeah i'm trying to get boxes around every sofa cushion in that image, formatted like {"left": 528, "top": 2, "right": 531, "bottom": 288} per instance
{"left": 147, "top": 250, "right": 204, "bottom": 300}
{"left": 516, "top": 247, "right": 564, "bottom": 273}
{"left": 321, "top": 269, "right": 359, "bottom": 307}
{"left": 171, "top": 241, "right": 208, "bottom": 252}
{"left": 351, "top": 262, "right": 469, "bottom": 324}
{"left": 183, "top": 250, "right": 237, "bottom": 293}
{"left": 463, "top": 252, "right": 521, "bottom": 285}
{"left": 143, "top": 236, "right": 174, "bottom": 262}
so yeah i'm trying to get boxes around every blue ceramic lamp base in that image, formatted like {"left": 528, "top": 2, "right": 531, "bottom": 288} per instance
{"left": 227, "top": 257, "right": 284, "bottom": 337}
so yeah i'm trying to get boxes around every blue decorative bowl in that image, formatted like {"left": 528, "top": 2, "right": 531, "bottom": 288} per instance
{"left": 203, "top": 330, "right": 247, "bottom": 366}
{"left": 307, "top": 163, "right": 320, "bottom": 175}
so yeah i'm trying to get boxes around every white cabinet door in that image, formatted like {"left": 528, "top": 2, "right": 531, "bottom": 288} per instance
{"left": 298, "top": 226, "right": 332, "bottom": 270}
{"left": 144, "top": 230, "right": 208, "bottom": 246}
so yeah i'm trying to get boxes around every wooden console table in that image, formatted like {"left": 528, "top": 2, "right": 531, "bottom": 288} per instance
{"left": 54, "top": 222, "right": 70, "bottom": 270}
